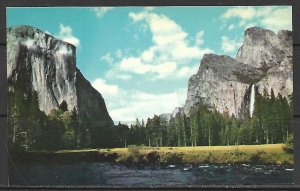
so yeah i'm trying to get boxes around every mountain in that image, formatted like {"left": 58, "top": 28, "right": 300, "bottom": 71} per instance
{"left": 7, "top": 25, "right": 113, "bottom": 127}
{"left": 159, "top": 113, "right": 172, "bottom": 121}
{"left": 182, "top": 27, "right": 292, "bottom": 118}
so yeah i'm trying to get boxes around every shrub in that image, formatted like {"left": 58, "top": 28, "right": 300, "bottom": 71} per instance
{"left": 249, "top": 150, "right": 276, "bottom": 164}
{"left": 127, "top": 145, "right": 142, "bottom": 162}
{"left": 127, "top": 145, "right": 141, "bottom": 155}
{"left": 160, "top": 152, "right": 183, "bottom": 164}
{"left": 283, "top": 134, "right": 294, "bottom": 154}
{"left": 144, "top": 151, "right": 160, "bottom": 164}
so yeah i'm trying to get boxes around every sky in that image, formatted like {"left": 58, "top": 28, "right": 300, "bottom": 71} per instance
{"left": 7, "top": 6, "right": 292, "bottom": 123}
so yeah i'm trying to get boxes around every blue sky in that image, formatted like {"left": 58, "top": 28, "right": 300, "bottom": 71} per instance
{"left": 7, "top": 6, "right": 292, "bottom": 122}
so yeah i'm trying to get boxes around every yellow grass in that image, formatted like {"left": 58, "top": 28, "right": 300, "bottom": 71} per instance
{"left": 108, "top": 144, "right": 285, "bottom": 153}
{"left": 54, "top": 144, "right": 285, "bottom": 154}
{"left": 50, "top": 144, "right": 292, "bottom": 165}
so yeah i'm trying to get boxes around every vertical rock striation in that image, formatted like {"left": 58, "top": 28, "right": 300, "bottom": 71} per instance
{"left": 7, "top": 25, "right": 113, "bottom": 127}
{"left": 182, "top": 27, "right": 292, "bottom": 118}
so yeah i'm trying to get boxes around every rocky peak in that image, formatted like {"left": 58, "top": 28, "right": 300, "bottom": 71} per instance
{"left": 243, "top": 27, "right": 278, "bottom": 46}
{"left": 183, "top": 26, "right": 292, "bottom": 118}
{"left": 159, "top": 113, "right": 172, "bottom": 121}
{"left": 199, "top": 53, "right": 265, "bottom": 84}
{"left": 172, "top": 107, "right": 184, "bottom": 117}
{"left": 236, "top": 27, "right": 291, "bottom": 69}
{"left": 7, "top": 25, "right": 113, "bottom": 127}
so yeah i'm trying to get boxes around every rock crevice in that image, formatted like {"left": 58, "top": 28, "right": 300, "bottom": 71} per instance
{"left": 7, "top": 25, "right": 113, "bottom": 126}
{"left": 182, "top": 27, "right": 292, "bottom": 118}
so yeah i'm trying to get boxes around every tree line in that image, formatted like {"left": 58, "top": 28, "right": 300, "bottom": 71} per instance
{"left": 111, "top": 87, "right": 293, "bottom": 148}
{"left": 8, "top": 85, "right": 293, "bottom": 152}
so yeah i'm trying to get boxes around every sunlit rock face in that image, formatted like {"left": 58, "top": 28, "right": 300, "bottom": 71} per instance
{"left": 183, "top": 27, "right": 292, "bottom": 118}
{"left": 183, "top": 54, "right": 264, "bottom": 118}
{"left": 7, "top": 25, "right": 113, "bottom": 126}
{"left": 236, "top": 27, "right": 293, "bottom": 98}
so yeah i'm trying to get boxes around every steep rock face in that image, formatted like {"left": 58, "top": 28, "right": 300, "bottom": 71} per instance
{"left": 172, "top": 107, "right": 184, "bottom": 117}
{"left": 183, "top": 54, "right": 265, "bottom": 117}
{"left": 7, "top": 26, "right": 113, "bottom": 126}
{"left": 236, "top": 27, "right": 293, "bottom": 98}
{"left": 183, "top": 27, "right": 292, "bottom": 118}
{"left": 76, "top": 70, "right": 112, "bottom": 125}
{"left": 159, "top": 113, "right": 172, "bottom": 121}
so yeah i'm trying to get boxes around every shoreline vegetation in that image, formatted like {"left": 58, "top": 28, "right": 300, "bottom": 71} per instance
{"left": 12, "top": 144, "right": 293, "bottom": 165}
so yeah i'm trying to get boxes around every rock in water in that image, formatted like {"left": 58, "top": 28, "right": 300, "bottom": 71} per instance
{"left": 7, "top": 25, "right": 113, "bottom": 127}
{"left": 183, "top": 27, "right": 292, "bottom": 118}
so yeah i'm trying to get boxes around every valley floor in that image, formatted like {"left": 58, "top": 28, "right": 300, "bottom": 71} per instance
{"left": 16, "top": 144, "right": 293, "bottom": 165}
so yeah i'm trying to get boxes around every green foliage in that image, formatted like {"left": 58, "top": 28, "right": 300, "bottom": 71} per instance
{"left": 127, "top": 145, "right": 142, "bottom": 162}
{"left": 160, "top": 152, "right": 183, "bottom": 164}
{"left": 134, "top": 87, "right": 293, "bottom": 148}
{"left": 59, "top": 100, "right": 68, "bottom": 112}
{"left": 283, "top": 134, "right": 294, "bottom": 154}
{"left": 8, "top": 84, "right": 293, "bottom": 152}
{"left": 8, "top": 86, "right": 87, "bottom": 151}
{"left": 127, "top": 145, "right": 142, "bottom": 156}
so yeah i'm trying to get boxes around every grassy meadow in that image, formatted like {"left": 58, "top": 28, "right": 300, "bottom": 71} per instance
{"left": 49, "top": 144, "right": 293, "bottom": 165}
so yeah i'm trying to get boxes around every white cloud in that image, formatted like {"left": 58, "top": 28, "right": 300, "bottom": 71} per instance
{"left": 260, "top": 8, "right": 292, "bottom": 32}
{"left": 195, "top": 31, "right": 204, "bottom": 46}
{"left": 221, "top": 36, "right": 243, "bottom": 54}
{"left": 105, "top": 69, "right": 133, "bottom": 81}
{"left": 91, "top": 75, "right": 187, "bottom": 122}
{"left": 118, "top": 58, "right": 177, "bottom": 79}
{"left": 101, "top": 53, "right": 114, "bottom": 65}
{"left": 222, "top": 7, "right": 256, "bottom": 20}
{"left": 177, "top": 65, "right": 199, "bottom": 78}
{"left": 93, "top": 7, "right": 114, "bottom": 18}
{"left": 141, "top": 48, "right": 154, "bottom": 62}
{"left": 221, "top": 6, "right": 292, "bottom": 32}
{"left": 107, "top": 8, "right": 212, "bottom": 80}
{"left": 92, "top": 78, "right": 119, "bottom": 97}
{"left": 57, "top": 23, "right": 80, "bottom": 47}
{"left": 115, "top": 49, "right": 123, "bottom": 58}
{"left": 244, "top": 22, "right": 257, "bottom": 30}
{"left": 119, "top": 57, "right": 151, "bottom": 74}
{"left": 108, "top": 88, "right": 187, "bottom": 122}
{"left": 228, "top": 24, "right": 235, "bottom": 31}
{"left": 117, "top": 74, "right": 132, "bottom": 80}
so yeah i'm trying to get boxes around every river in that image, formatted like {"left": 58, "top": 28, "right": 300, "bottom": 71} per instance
{"left": 9, "top": 162, "right": 293, "bottom": 186}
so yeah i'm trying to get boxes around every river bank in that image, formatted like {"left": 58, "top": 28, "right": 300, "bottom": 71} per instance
{"left": 10, "top": 144, "right": 293, "bottom": 165}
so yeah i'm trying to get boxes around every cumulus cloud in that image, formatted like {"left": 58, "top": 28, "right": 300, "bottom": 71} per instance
{"left": 101, "top": 53, "right": 114, "bottom": 65}
{"left": 221, "top": 36, "right": 243, "bottom": 54}
{"left": 222, "top": 7, "right": 256, "bottom": 20}
{"left": 91, "top": 78, "right": 119, "bottom": 97}
{"left": 91, "top": 76, "right": 187, "bottom": 122}
{"left": 177, "top": 65, "right": 199, "bottom": 78}
{"left": 93, "top": 7, "right": 114, "bottom": 18}
{"left": 108, "top": 88, "right": 187, "bottom": 122}
{"left": 107, "top": 8, "right": 212, "bottom": 80}
{"left": 106, "top": 69, "right": 132, "bottom": 81}
{"left": 195, "top": 31, "right": 204, "bottom": 46}
{"left": 221, "top": 6, "right": 292, "bottom": 32}
{"left": 57, "top": 23, "right": 80, "bottom": 47}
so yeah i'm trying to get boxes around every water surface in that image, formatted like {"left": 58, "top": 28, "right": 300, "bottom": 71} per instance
{"left": 10, "top": 162, "right": 293, "bottom": 186}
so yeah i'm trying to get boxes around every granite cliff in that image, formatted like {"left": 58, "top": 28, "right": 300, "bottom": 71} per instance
{"left": 182, "top": 27, "right": 292, "bottom": 118}
{"left": 7, "top": 25, "right": 113, "bottom": 127}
